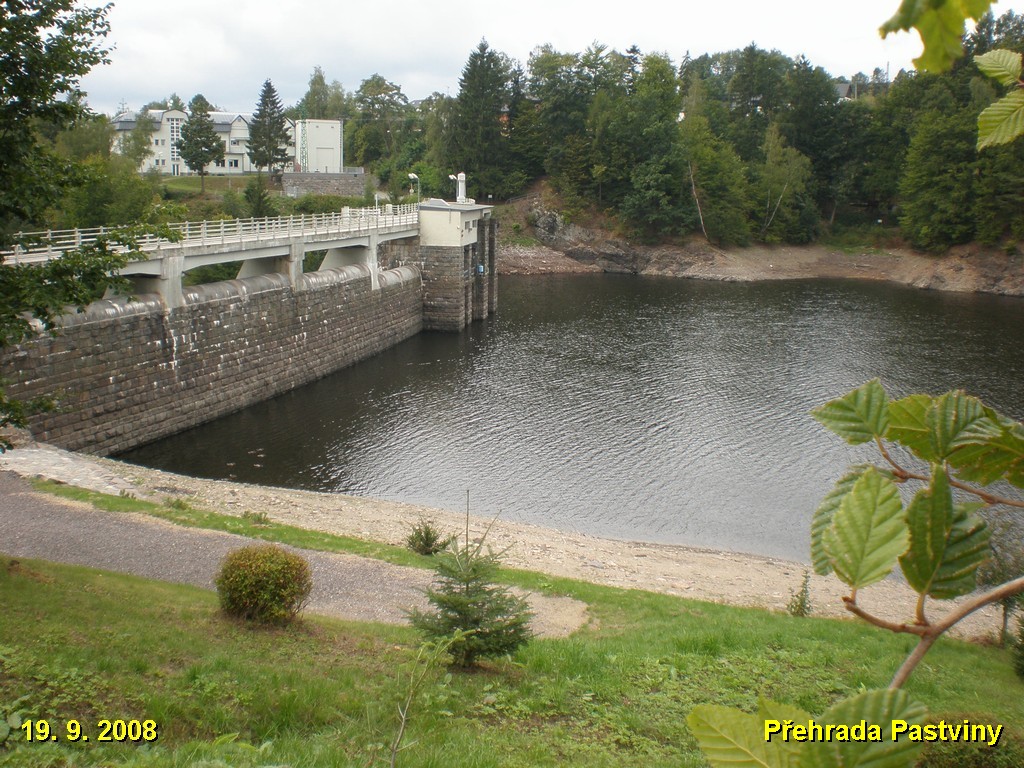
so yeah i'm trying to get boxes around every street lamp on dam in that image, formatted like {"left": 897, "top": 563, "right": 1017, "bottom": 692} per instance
{"left": 407, "top": 172, "right": 420, "bottom": 204}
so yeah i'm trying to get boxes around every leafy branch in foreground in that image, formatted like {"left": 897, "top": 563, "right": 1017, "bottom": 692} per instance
{"left": 975, "top": 48, "right": 1024, "bottom": 150}
{"left": 809, "top": 379, "right": 1023, "bottom": 687}
{"left": 0, "top": 223, "right": 182, "bottom": 450}
{"left": 880, "top": 0, "right": 995, "bottom": 73}
{"left": 689, "top": 380, "right": 1023, "bottom": 768}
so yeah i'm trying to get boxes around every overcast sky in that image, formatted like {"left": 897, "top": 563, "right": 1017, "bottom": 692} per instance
{"left": 79, "top": 0, "right": 1023, "bottom": 115}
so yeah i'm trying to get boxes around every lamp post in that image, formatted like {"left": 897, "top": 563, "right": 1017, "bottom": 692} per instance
{"left": 408, "top": 172, "right": 420, "bottom": 204}
{"left": 448, "top": 173, "right": 458, "bottom": 200}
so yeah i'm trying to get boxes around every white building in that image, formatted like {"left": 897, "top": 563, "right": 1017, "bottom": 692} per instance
{"left": 111, "top": 110, "right": 345, "bottom": 176}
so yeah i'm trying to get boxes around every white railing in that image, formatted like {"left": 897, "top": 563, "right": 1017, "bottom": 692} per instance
{"left": 2, "top": 204, "right": 419, "bottom": 264}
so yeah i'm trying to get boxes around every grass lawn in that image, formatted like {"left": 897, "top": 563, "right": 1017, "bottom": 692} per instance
{"left": 0, "top": 484, "right": 1021, "bottom": 767}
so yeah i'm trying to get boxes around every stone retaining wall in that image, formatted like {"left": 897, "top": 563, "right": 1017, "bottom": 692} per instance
{"left": 282, "top": 172, "right": 376, "bottom": 198}
{"left": 1, "top": 266, "right": 423, "bottom": 455}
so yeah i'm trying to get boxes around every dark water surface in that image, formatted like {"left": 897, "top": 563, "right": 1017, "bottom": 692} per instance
{"left": 120, "top": 276, "right": 1024, "bottom": 561}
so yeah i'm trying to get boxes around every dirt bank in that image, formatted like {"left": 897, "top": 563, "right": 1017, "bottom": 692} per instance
{"left": 498, "top": 239, "right": 1024, "bottom": 297}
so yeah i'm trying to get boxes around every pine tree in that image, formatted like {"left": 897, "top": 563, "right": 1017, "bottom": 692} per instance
{"left": 451, "top": 40, "right": 511, "bottom": 198}
{"left": 410, "top": 530, "right": 533, "bottom": 667}
{"left": 247, "top": 79, "right": 291, "bottom": 174}
{"left": 177, "top": 94, "right": 223, "bottom": 192}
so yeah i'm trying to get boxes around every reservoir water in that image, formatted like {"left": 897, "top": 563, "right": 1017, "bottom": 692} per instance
{"left": 119, "top": 275, "right": 1024, "bottom": 561}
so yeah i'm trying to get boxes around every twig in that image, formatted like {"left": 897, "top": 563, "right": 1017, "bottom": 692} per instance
{"left": 873, "top": 437, "right": 1024, "bottom": 508}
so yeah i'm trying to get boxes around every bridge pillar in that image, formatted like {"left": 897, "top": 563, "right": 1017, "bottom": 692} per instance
{"left": 125, "top": 253, "right": 185, "bottom": 309}
{"left": 236, "top": 244, "right": 303, "bottom": 286}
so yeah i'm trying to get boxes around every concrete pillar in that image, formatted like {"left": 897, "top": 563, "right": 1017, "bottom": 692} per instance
{"left": 126, "top": 253, "right": 185, "bottom": 309}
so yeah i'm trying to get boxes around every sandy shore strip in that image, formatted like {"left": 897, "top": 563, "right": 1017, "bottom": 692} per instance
{"left": 0, "top": 442, "right": 1003, "bottom": 639}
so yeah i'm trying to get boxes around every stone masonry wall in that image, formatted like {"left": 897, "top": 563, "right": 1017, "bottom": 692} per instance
{"left": 282, "top": 172, "right": 377, "bottom": 198}
{"left": 0, "top": 266, "right": 423, "bottom": 455}
{"left": 420, "top": 245, "right": 468, "bottom": 332}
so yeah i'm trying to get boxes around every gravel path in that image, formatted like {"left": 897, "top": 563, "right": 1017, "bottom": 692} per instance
{"left": 0, "top": 444, "right": 1001, "bottom": 639}
{"left": 0, "top": 470, "right": 586, "bottom": 635}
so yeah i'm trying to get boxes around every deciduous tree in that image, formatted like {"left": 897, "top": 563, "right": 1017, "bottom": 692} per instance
{"left": 0, "top": 0, "right": 111, "bottom": 242}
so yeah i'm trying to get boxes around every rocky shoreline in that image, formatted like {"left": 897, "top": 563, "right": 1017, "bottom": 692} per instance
{"left": 498, "top": 231, "right": 1024, "bottom": 299}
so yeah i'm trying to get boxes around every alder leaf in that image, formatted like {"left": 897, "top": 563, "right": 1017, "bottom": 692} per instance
{"left": 688, "top": 703, "right": 801, "bottom": 768}
{"left": 897, "top": 469, "right": 988, "bottom": 599}
{"left": 811, "top": 379, "right": 889, "bottom": 446}
{"left": 978, "top": 89, "right": 1024, "bottom": 150}
{"left": 811, "top": 467, "right": 872, "bottom": 576}
{"left": 887, "top": 394, "right": 937, "bottom": 462}
{"left": 801, "top": 689, "right": 928, "bottom": 768}
{"left": 823, "top": 468, "right": 908, "bottom": 589}
{"left": 928, "top": 391, "right": 992, "bottom": 460}
{"left": 948, "top": 415, "right": 1024, "bottom": 488}
{"left": 975, "top": 49, "right": 1023, "bottom": 87}
{"left": 880, "top": 0, "right": 995, "bottom": 73}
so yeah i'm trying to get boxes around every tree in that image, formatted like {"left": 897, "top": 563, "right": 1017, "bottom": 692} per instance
{"left": 298, "top": 66, "right": 331, "bottom": 119}
{"left": 247, "top": 79, "right": 291, "bottom": 174}
{"left": 351, "top": 73, "right": 408, "bottom": 167}
{"left": 898, "top": 107, "right": 977, "bottom": 249}
{"left": 177, "top": 94, "right": 224, "bottom": 192}
{"left": 55, "top": 114, "right": 114, "bottom": 161}
{"left": 679, "top": 81, "right": 751, "bottom": 246}
{"left": 118, "top": 111, "right": 156, "bottom": 168}
{"left": 409, "top": 523, "right": 533, "bottom": 668}
{"left": 750, "top": 125, "right": 815, "bottom": 243}
{"left": 142, "top": 93, "right": 186, "bottom": 112}
{"left": 0, "top": 0, "right": 111, "bottom": 242}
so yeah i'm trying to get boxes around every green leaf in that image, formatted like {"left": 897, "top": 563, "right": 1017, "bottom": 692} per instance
{"left": 899, "top": 468, "right": 955, "bottom": 596}
{"left": 802, "top": 689, "right": 928, "bottom": 768}
{"left": 887, "top": 394, "right": 937, "bottom": 462}
{"left": 811, "top": 467, "right": 871, "bottom": 576}
{"left": 688, "top": 704, "right": 800, "bottom": 768}
{"left": 811, "top": 380, "right": 889, "bottom": 446}
{"left": 760, "top": 700, "right": 813, "bottom": 768}
{"left": 975, "top": 49, "right": 1023, "bottom": 87}
{"left": 978, "top": 89, "right": 1024, "bottom": 150}
{"left": 823, "top": 469, "right": 908, "bottom": 589}
{"left": 948, "top": 416, "right": 1024, "bottom": 488}
{"left": 881, "top": 0, "right": 995, "bottom": 73}
{"left": 928, "top": 391, "right": 991, "bottom": 460}
{"left": 898, "top": 469, "right": 988, "bottom": 598}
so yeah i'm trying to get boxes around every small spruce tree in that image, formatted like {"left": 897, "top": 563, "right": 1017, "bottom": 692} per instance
{"left": 410, "top": 523, "right": 533, "bottom": 667}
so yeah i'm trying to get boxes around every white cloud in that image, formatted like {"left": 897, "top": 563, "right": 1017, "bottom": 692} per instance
{"left": 79, "top": 0, "right": 1020, "bottom": 115}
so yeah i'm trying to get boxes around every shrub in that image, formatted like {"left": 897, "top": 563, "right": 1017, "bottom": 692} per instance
{"left": 409, "top": 534, "right": 533, "bottom": 667}
{"left": 406, "top": 519, "right": 455, "bottom": 556}
{"left": 787, "top": 570, "right": 812, "bottom": 617}
{"left": 215, "top": 544, "right": 312, "bottom": 625}
{"left": 916, "top": 727, "right": 1024, "bottom": 767}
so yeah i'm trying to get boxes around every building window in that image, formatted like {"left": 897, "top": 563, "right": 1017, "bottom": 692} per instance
{"left": 167, "top": 117, "right": 182, "bottom": 161}
{"left": 228, "top": 159, "right": 239, "bottom": 168}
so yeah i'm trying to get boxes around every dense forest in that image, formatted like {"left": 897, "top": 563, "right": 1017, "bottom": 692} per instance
{"left": 41, "top": 10, "right": 1024, "bottom": 252}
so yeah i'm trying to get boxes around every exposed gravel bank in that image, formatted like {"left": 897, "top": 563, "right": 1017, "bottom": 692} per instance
{"left": 0, "top": 444, "right": 1002, "bottom": 640}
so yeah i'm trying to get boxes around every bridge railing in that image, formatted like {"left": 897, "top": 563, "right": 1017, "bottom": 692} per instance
{"left": 1, "top": 204, "right": 420, "bottom": 264}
